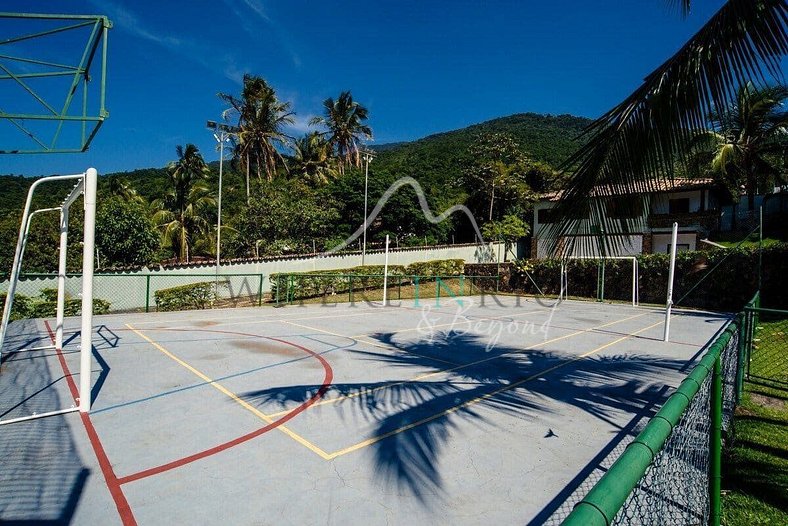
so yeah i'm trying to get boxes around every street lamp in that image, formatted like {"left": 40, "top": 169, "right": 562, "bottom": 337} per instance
{"left": 361, "top": 149, "right": 375, "bottom": 266}
{"left": 206, "top": 120, "right": 239, "bottom": 278}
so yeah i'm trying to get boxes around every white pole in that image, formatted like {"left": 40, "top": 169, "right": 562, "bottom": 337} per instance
{"left": 631, "top": 257, "right": 636, "bottom": 307}
{"left": 663, "top": 222, "right": 678, "bottom": 342}
{"left": 362, "top": 153, "right": 370, "bottom": 266}
{"left": 382, "top": 234, "right": 390, "bottom": 306}
{"left": 559, "top": 262, "right": 564, "bottom": 300}
{"left": 79, "top": 168, "right": 97, "bottom": 412}
{"left": 55, "top": 206, "right": 69, "bottom": 350}
{"left": 216, "top": 135, "right": 224, "bottom": 278}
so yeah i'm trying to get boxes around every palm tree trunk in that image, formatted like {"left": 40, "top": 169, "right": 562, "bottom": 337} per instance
{"left": 489, "top": 181, "right": 495, "bottom": 221}
{"left": 246, "top": 154, "right": 250, "bottom": 204}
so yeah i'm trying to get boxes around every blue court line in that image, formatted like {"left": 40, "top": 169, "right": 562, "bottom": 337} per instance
{"left": 89, "top": 334, "right": 356, "bottom": 415}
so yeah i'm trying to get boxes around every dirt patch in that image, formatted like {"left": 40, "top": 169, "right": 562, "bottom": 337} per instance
{"left": 750, "top": 392, "right": 786, "bottom": 410}
{"left": 191, "top": 320, "right": 219, "bottom": 327}
{"left": 231, "top": 339, "right": 300, "bottom": 356}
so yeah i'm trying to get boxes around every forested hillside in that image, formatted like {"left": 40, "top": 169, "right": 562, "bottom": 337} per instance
{"left": 0, "top": 111, "right": 588, "bottom": 272}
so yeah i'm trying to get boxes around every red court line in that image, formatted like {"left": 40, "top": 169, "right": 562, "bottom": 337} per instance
{"left": 115, "top": 330, "right": 333, "bottom": 485}
{"left": 44, "top": 321, "right": 137, "bottom": 526}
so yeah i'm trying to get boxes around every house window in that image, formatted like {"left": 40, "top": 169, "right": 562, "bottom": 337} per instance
{"left": 668, "top": 198, "right": 690, "bottom": 214}
{"left": 607, "top": 197, "right": 643, "bottom": 219}
{"left": 666, "top": 243, "right": 690, "bottom": 254}
{"left": 537, "top": 208, "right": 555, "bottom": 223}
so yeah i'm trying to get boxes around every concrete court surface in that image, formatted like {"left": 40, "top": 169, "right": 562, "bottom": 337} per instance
{"left": 0, "top": 296, "right": 731, "bottom": 525}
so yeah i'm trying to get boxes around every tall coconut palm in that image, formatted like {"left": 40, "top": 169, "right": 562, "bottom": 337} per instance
{"left": 290, "top": 132, "right": 339, "bottom": 185}
{"left": 153, "top": 144, "right": 216, "bottom": 263}
{"left": 702, "top": 83, "right": 788, "bottom": 211}
{"left": 219, "top": 75, "right": 294, "bottom": 197}
{"left": 310, "top": 91, "right": 372, "bottom": 174}
{"left": 546, "top": 0, "right": 788, "bottom": 256}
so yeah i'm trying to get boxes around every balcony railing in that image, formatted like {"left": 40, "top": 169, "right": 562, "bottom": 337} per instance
{"left": 648, "top": 210, "right": 720, "bottom": 229}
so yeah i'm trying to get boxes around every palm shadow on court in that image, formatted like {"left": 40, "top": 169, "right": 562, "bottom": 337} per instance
{"left": 240, "top": 330, "right": 687, "bottom": 506}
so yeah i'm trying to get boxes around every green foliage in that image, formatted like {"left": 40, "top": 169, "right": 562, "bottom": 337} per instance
{"left": 1, "top": 290, "right": 109, "bottom": 319}
{"left": 482, "top": 215, "right": 530, "bottom": 260}
{"left": 270, "top": 259, "right": 465, "bottom": 302}
{"left": 154, "top": 281, "right": 216, "bottom": 312}
{"left": 96, "top": 197, "right": 159, "bottom": 267}
{"left": 0, "top": 292, "right": 33, "bottom": 320}
{"left": 403, "top": 259, "right": 464, "bottom": 277}
{"left": 470, "top": 243, "right": 788, "bottom": 311}
{"left": 231, "top": 178, "right": 340, "bottom": 258}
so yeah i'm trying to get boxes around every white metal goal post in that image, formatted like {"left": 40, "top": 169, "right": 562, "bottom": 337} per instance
{"left": 559, "top": 256, "right": 640, "bottom": 307}
{"left": 0, "top": 168, "right": 97, "bottom": 425}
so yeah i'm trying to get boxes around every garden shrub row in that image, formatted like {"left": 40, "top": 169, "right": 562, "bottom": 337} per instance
{"left": 154, "top": 281, "right": 216, "bottom": 312}
{"left": 1, "top": 289, "right": 110, "bottom": 320}
{"left": 270, "top": 259, "right": 465, "bottom": 302}
{"left": 465, "top": 243, "right": 788, "bottom": 311}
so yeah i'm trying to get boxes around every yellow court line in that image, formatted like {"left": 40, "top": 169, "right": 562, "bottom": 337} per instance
{"left": 268, "top": 310, "right": 651, "bottom": 418}
{"left": 323, "top": 318, "right": 665, "bottom": 459}
{"left": 125, "top": 324, "right": 333, "bottom": 460}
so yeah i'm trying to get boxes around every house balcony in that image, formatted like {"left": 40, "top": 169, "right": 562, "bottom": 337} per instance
{"left": 647, "top": 210, "right": 720, "bottom": 230}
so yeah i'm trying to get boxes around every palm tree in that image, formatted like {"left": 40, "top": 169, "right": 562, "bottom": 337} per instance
{"left": 153, "top": 144, "right": 216, "bottom": 263}
{"left": 106, "top": 177, "right": 144, "bottom": 203}
{"left": 219, "top": 75, "right": 294, "bottom": 197}
{"left": 546, "top": 0, "right": 788, "bottom": 256}
{"left": 310, "top": 91, "right": 372, "bottom": 174}
{"left": 289, "top": 132, "right": 339, "bottom": 185}
{"left": 701, "top": 83, "right": 788, "bottom": 211}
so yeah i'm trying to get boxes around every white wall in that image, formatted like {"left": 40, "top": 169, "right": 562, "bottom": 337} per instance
{"left": 535, "top": 235, "right": 643, "bottom": 259}
{"left": 652, "top": 233, "right": 697, "bottom": 254}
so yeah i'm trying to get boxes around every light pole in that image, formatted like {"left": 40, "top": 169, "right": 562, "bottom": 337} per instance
{"left": 361, "top": 149, "right": 375, "bottom": 265}
{"left": 206, "top": 120, "right": 238, "bottom": 278}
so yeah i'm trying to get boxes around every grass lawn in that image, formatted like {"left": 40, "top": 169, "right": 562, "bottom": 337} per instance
{"left": 712, "top": 233, "right": 783, "bottom": 249}
{"left": 722, "top": 316, "right": 788, "bottom": 525}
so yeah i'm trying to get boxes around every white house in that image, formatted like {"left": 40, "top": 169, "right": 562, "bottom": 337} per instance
{"left": 531, "top": 179, "right": 721, "bottom": 258}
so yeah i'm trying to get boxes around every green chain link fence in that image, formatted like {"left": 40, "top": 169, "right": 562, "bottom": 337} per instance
{"left": 270, "top": 273, "right": 501, "bottom": 307}
{"left": 0, "top": 272, "right": 266, "bottom": 315}
{"left": 561, "top": 306, "right": 749, "bottom": 526}
{"left": 744, "top": 294, "right": 788, "bottom": 389}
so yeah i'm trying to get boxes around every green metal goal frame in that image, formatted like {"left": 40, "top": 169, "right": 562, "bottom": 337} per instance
{"left": 0, "top": 12, "right": 111, "bottom": 153}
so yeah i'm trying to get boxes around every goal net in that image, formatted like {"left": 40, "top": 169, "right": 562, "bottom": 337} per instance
{"left": 0, "top": 168, "right": 97, "bottom": 425}
{"left": 559, "top": 256, "right": 639, "bottom": 306}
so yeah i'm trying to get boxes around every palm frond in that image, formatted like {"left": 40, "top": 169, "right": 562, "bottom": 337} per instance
{"left": 546, "top": 0, "right": 788, "bottom": 257}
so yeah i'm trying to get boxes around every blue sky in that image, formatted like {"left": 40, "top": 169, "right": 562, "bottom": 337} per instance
{"left": 1, "top": 0, "right": 730, "bottom": 176}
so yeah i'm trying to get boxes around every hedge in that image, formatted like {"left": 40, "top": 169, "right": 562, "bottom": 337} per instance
{"left": 465, "top": 243, "right": 788, "bottom": 311}
{"left": 1, "top": 289, "right": 110, "bottom": 319}
{"left": 155, "top": 281, "right": 216, "bottom": 312}
{"left": 270, "top": 259, "right": 465, "bottom": 302}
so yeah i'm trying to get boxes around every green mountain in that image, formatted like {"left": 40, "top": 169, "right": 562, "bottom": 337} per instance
{"left": 369, "top": 112, "right": 589, "bottom": 186}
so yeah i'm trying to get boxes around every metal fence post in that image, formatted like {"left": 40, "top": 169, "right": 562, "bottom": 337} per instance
{"left": 710, "top": 354, "right": 723, "bottom": 526}
{"left": 145, "top": 274, "right": 151, "bottom": 313}
{"left": 258, "top": 274, "right": 264, "bottom": 306}
{"left": 414, "top": 276, "right": 420, "bottom": 306}
{"left": 736, "top": 314, "right": 746, "bottom": 402}
{"left": 436, "top": 277, "right": 442, "bottom": 307}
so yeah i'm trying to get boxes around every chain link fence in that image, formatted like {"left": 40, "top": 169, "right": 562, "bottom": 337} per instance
{"left": 562, "top": 315, "right": 742, "bottom": 526}
{"left": 745, "top": 305, "right": 788, "bottom": 389}
{"left": 0, "top": 273, "right": 266, "bottom": 316}
{"left": 270, "top": 274, "right": 501, "bottom": 306}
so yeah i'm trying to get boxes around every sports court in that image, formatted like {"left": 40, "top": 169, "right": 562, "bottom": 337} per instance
{"left": 0, "top": 295, "right": 730, "bottom": 525}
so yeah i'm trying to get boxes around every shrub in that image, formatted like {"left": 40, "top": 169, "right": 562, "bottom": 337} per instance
{"left": 0, "top": 292, "right": 33, "bottom": 320}
{"left": 270, "top": 259, "right": 465, "bottom": 302}
{"left": 154, "top": 282, "right": 216, "bottom": 312}
{"left": 30, "top": 298, "right": 110, "bottom": 318}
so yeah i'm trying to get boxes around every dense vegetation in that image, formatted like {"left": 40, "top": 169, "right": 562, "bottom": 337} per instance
{"left": 0, "top": 109, "right": 583, "bottom": 272}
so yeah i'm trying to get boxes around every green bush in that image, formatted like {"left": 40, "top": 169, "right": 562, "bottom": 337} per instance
{"left": 0, "top": 292, "right": 33, "bottom": 320}
{"left": 1, "top": 290, "right": 110, "bottom": 319}
{"left": 154, "top": 282, "right": 216, "bottom": 312}
{"left": 270, "top": 259, "right": 465, "bottom": 302}
{"left": 405, "top": 259, "right": 464, "bottom": 276}
{"left": 30, "top": 298, "right": 111, "bottom": 318}
{"left": 468, "top": 243, "right": 788, "bottom": 311}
